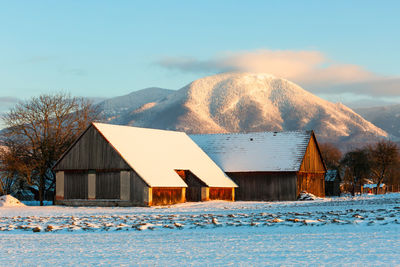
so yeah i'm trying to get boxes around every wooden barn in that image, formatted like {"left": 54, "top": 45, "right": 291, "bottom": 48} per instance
{"left": 53, "top": 123, "right": 237, "bottom": 206}
{"left": 190, "top": 131, "right": 326, "bottom": 201}
{"left": 325, "top": 169, "right": 341, "bottom": 196}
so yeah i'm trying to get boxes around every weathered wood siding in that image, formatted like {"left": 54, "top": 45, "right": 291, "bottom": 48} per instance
{"left": 227, "top": 172, "right": 297, "bottom": 201}
{"left": 297, "top": 134, "right": 326, "bottom": 197}
{"left": 151, "top": 187, "right": 185, "bottom": 205}
{"left": 209, "top": 188, "right": 233, "bottom": 201}
{"left": 54, "top": 125, "right": 151, "bottom": 205}
{"left": 96, "top": 171, "right": 120, "bottom": 199}
{"left": 54, "top": 125, "right": 130, "bottom": 171}
{"left": 64, "top": 171, "right": 88, "bottom": 199}
{"left": 175, "top": 170, "right": 205, "bottom": 201}
{"left": 296, "top": 173, "right": 325, "bottom": 197}
{"left": 130, "top": 170, "right": 147, "bottom": 205}
{"left": 299, "top": 135, "right": 326, "bottom": 173}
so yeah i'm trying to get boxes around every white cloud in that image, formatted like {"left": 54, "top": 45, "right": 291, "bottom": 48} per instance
{"left": 157, "top": 49, "right": 400, "bottom": 98}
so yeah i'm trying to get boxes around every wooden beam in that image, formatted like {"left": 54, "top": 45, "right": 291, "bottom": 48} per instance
{"left": 120, "top": 171, "right": 130, "bottom": 201}
{"left": 55, "top": 171, "right": 64, "bottom": 200}
{"left": 143, "top": 187, "right": 152, "bottom": 206}
{"left": 201, "top": 187, "right": 209, "bottom": 201}
{"left": 88, "top": 171, "right": 96, "bottom": 200}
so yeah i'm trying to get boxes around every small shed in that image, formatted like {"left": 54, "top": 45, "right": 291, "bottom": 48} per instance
{"left": 361, "top": 183, "right": 386, "bottom": 194}
{"left": 325, "top": 169, "right": 341, "bottom": 196}
{"left": 190, "top": 131, "right": 326, "bottom": 201}
{"left": 53, "top": 123, "right": 237, "bottom": 206}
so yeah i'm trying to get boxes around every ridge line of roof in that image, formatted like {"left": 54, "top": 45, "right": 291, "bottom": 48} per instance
{"left": 190, "top": 130, "right": 313, "bottom": 136}
{"left": 93, "top": 122, "right": 187, "bottom": 135}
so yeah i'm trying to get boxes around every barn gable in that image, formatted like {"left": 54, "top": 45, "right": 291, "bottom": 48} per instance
{"left": 299, "top": 132, "right": 326, "bottom": 173}
{"left": 54, "top": 125, "right": 131, "bottom": 171}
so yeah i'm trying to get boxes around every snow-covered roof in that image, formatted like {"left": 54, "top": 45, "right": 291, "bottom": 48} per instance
{"left": 93, "top": 123, "right": 237, "bottom": 188}
{"left": 325, "top": 170, "right": 339, "bottom": 182}
{"left": 190, "top": 131, "right": 312, "bottom": 172}
{"left": 363, "top": 184, "right": 385, "bottom": 188}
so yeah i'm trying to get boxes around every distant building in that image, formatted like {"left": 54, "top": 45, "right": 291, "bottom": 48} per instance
{"left": 53, "top": 123, "right": 237, "bottom": 206}
{"left": 190, "top": 131, "right": 326, "bottom": 201}
{"left": 361, "top": 183, "right": 386, "bottom": 194}
{"left": 325, "top": 169, "right": 341, "bottom": 196}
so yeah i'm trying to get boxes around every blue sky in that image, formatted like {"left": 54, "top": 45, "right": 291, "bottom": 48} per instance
{"left": 1, "top": 0, "right": 400, "bottom": 110}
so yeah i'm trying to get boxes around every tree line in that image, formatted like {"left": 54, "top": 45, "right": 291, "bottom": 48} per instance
{"left": 1, "top": 93, "right": 399, "bottom": 203}
{"left": 0, "top": 93, "right": 100, "bottom": 205}
{"left": 320, "top": 141, "right": 400, "bottom": 196}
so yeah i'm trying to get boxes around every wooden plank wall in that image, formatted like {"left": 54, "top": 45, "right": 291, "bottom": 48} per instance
{"left": 175, "top": 170, "right": 205, "bottom": 201}
{"left": 96, "top": 171, "right": 120, "bottom": 199}
{"left": 64, "top": 171, "right": 88, "bottom": 199}
{"left": 297, "top": 173, "right": 325, "bottom": 197}
{"left": 209, "top": 188, "right": 233, "bottom": 201}
{"left": 299, "top": 135, "right": 326, "bottom": 173}
{"left": 227, "top": 172, "right": 297, "bottom": 201}
{"left": 54, "top": 125, "right": 130, "bottom": 171}
{"left": 297, "top": 134, "right": 326, "bottom": 197}
{"left": 186, "top": 187, "right": 201, "bottom": 202}
{"left": 152, "top": 188, "right": 185, "bottom": 205}
{"left": 130, "top": 170, "right": 147, "bottom": 204}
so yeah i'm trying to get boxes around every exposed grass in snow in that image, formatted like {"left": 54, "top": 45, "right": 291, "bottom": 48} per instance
{"left": 0, "top": 193, "right": 399, "bottom": 265}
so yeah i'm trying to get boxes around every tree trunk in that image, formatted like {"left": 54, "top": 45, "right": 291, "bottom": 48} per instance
{"left": 376, "top": 179, "right": 383, "bottom": 195}
{"left": 39, "top": 175, "right": 45, "bottom": 206}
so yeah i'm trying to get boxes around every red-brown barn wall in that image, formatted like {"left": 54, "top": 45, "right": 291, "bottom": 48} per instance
{"left": 297, "top": 133, "right": 326, "bottom": 197}
{"left": 151, "top": 187, "right": 185, "bottom": 206}
{"left": 209, "top": 188, "right": 234, "bottom": 201}
{"left": 296, "top": 172, "right": 325, "bottom": 197}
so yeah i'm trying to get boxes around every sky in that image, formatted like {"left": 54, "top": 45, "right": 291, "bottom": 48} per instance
{"left": 1, "top": 0, "right": 400, "bottom": 117}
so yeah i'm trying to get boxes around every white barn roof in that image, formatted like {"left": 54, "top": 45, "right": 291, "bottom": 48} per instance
{"left": 190, "top": 131, "right": 313, "bottom": 172}
{"left": 93, "top": 123, "right": 237, "bottom": 188}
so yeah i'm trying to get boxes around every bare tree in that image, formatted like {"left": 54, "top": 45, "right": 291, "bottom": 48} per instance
{"left": 0, "top": 146, "right": 15, "bottom": 195}
{"left": 341, "top": 148, "right": 370, "bottom": 196}
{"left": 368, "top": 140, "right": 399, "bottom": 194}
{"left": 0, "top": 141, "right": 37, "bottom": 197}
{"left": 1, "top": 93, "right": 100, "bottom": 205}
{"left": 319, "top": 143, "right": 342, "bottom": 170}
{"left": 0, "top": 146, "right": 18, "bottom": 196}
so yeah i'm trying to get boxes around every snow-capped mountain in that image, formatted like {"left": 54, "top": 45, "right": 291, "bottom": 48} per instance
{"left": 97, "top": 72, "right": 388, "bottom": 146}
{"left": 98, "top": 87, "right": 174, "bottom": 124}
{"left": 355, "top": 104, "right": 400, "bottom": 138}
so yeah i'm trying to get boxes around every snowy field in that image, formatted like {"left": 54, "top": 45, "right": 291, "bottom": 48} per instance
{"left": 1, "top": 194, "right": 400, "bottom": 265}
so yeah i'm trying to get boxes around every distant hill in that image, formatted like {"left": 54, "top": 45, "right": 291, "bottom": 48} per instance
{"left": 355, "top": 104, "right": 400, "bottom": 139}
{"left": 98, "top": 87, "right": 174, "bottom": 124}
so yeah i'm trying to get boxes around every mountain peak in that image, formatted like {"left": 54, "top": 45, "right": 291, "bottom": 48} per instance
{"left": 98, "top": 72, "right": 388, "bottom": 147}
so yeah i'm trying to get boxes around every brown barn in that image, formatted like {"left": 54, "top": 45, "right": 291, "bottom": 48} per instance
{"left": 190, "top": 131, "right": 326, "bottom": 201}
{"left": 53, "top": 123, "right": 237, "bottom": 206}
{"left": 325, "top": 170, "right": 341, "bottom": 196}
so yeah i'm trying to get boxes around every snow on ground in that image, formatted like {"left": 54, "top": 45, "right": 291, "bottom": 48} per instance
{"left": 1, "top": 193, "right": 400, "bottom": 265}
